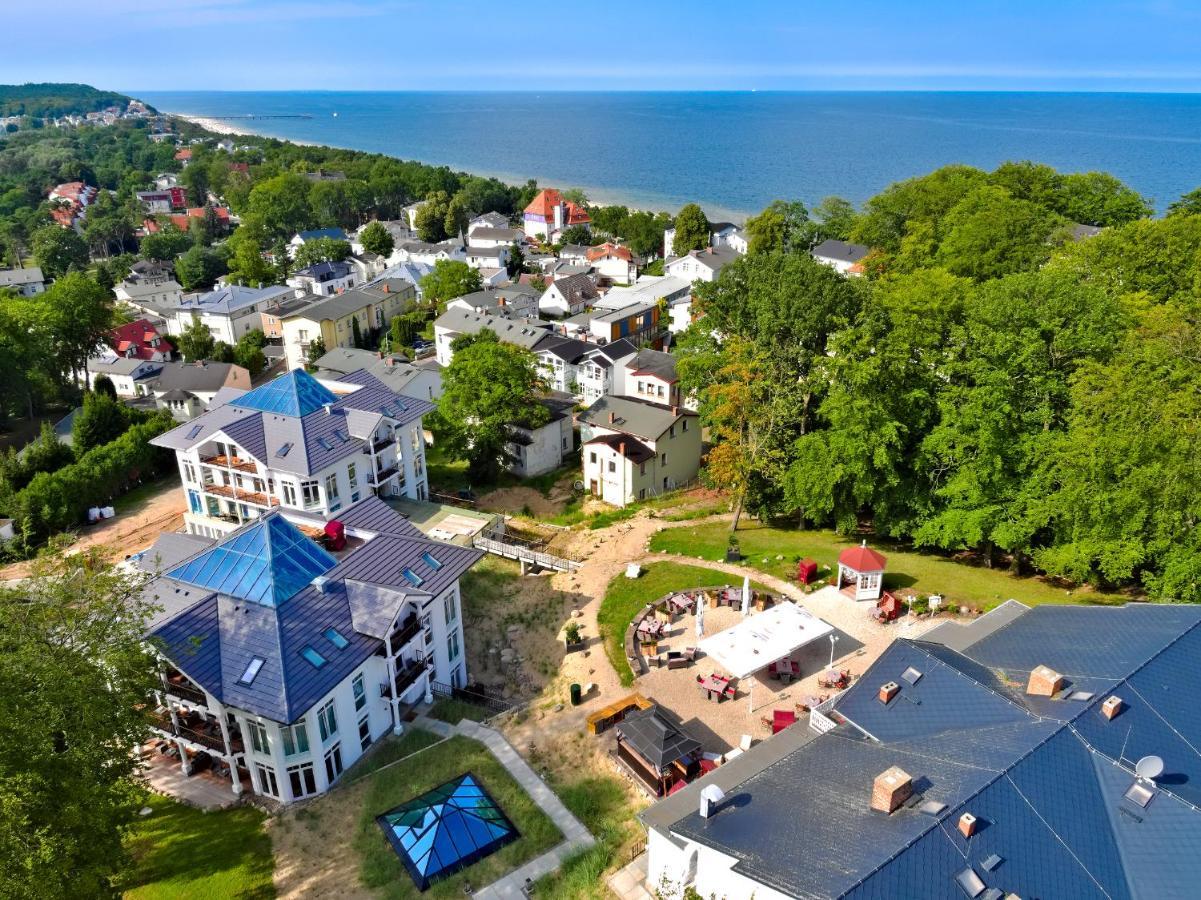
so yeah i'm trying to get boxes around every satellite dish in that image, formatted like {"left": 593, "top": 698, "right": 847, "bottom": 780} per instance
{"left": 1135, "top": 755, "right": 1164, "bottom": 781}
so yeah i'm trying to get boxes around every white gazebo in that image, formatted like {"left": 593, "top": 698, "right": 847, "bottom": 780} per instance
{"left": 837, "top": 541, "right": 887, "bottom": 602}
{"left": 697, "top": 601, "right": 835, "bottom": 711}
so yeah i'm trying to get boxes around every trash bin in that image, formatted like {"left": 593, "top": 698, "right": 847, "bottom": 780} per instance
{"left": 570, "top": 683, "right": 582, "bottom": 706}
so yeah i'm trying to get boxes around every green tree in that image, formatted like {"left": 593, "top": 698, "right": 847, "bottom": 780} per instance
{"left": 934, "top": 185, "right": 1062, "bottom": 280}
{"left": 233, "top": 332, "right": 266, "bottom": 376}
{"left": 1056, "top": 171, "right": 1150, "bottom": 227}
{"left": 506, "top": 241, "right": 525, "bottom": 277}
{"left": 1167, "top": 186, "right": 1201, "bottom": 217}
{"left": 812, "top": 196, "right": 858, "bottom": 241}
{"left": 223, "top": 230, "right": 276, "bottom": 286}
{"left": 558, "top": 224, "right": 593, "bottom": 246}
{"left": 32, "top": 224, "right": 89, "bottom": 278}
{"left": 91, "top": 373, "right": 116, "bottom": 399}
{"left": 359, "top": 220, "right": 394, "bottom": 257}
{"left": 444, "top": 193, "right": 470, "bottom": 239}
{"left": 414, "top": 191, "right": 451, "bottom": 242}
{"left": 389, "top": 310, "right": 426, "bottom": 348}
{"left": 351, "top": 316, "right": 364, "bottom": 350}
{"left": 0, "top": 548, "right": 157, "bottom": 898}
{"left": 671, "top": 203, "right": 709, "bottom": 255}
{"left": 138, "top": 226, "right": 191, "bottom": 262}
{"left": 245, "top": 173, "right": 315, "bottom": 242}
{"left": 173, "top": 245, "right": 225, "bottom": 291}
{"left": 420, "top": 259, "right": 481, "bottom": 309}
{"left": 24, "top": 272, "right": 113, "bottom": 387}
{"left": 72, "top": 390, "right": 139, "bottom": 455}
{"left": 181, "top": 158, "right": 210, "bottom": 206}
{"left": 305, "top": 336, "right": 326, "bottom": 367}
{"left": 176, "top": 318, "right": 216, "bottom": 362}
{"left": 989, "top": 161, "right": 1063, "bottom": 208}
{"left": 437, "top": 329, "right": 549, "bottom": 482}
{"left": 852, "top": 164, "right": 989, "bottom": 253}
{"left": 744, "top": 200, "right": 814, "bottom": 255}
{"left": 293, "top": 236, "right": 351, "bottom": 269}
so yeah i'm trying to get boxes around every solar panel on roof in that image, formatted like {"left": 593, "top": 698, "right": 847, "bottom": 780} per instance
{"left": 186, "top": 424, "right": 203, "bottom": 439}
{"left": 300, "top": 645, "right": 327, "bottom": 668}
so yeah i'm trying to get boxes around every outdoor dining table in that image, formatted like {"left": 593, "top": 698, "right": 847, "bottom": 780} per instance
{"left": 668, "top": 594, "right": 693, "bottom": 614}
{"left": 638, "top": 619, "right": 666, "bottom": 639}
{"left": 698, "top": 675, "right": 729, "bottom": 701}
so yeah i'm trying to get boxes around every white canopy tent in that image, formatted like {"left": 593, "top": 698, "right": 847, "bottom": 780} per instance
{"left": 697, "top": 600, "right": 835, "bottom": 712}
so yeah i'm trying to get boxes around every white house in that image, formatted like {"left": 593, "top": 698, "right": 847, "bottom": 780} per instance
{"left": 86, "top": 356, "right": 163, "bottom": 397}
{"left": 508, "top": 394, "right": 575, "bottom": 478}
{"left": 0, "top": 266, "right": 46, "bottom": 297}
{"left": 464, "top": 244, "right": 510, "bottom": 271}
{"left": 466, "top": 226, "right": 524, "bottom": 249}
{"left": 446, "top": 286, "right": 539, "bottom": 320}
{"left": 152, "top": 361, "right": 252, "bottom": 420}
{"left": 151, "top": 367, "right": 433, "bottom": 538}
{"left": 523, "top": 189, "right": 590, "bottom": 242}
{"left": 115, "top": 278, "right": 183, "bottom": 317}
{"left": 585, "top": 243, "right": 638, "bottom": 284}
{"left": 351, "top": 220, "right": 412, "bottom": 258}
{"left": 578, "top": 395, "right": 701, "bottom": 506}
{"left": 287, "top": 260, "right": 358, "bottom": 297}
{"left": 536, "top": 337, "right": 638, "bottom": 405}
{"left": 624, "top": 349, "right": 682, "bottom": 408}
{"left": 170, "top": 284, "right": 296, "bottom": 345}
{"left": 538, "top": 272, "right": 600, "bottom": 318}
{"left": 140, "top": 502, "right": 480, "bottom": 804}
{"left": 709, "top": 222, "right": 748, "bottom": 255}
{"left": 664, "top": 246, "right": 740, "bottom": 284}
{"left": 395, "top": 240, "right": 466, "bottom": 267}
{"left": 433, "top": 307, "right": 554, "bottom": 367}
{"left": 313, "top": 347, "right": 444, "bottom": 404}
{"left": 811, "top": 238, "right": 869, "bottom": 276}
{"left": 468, "top": 212, "right": 509, "bottom": 233}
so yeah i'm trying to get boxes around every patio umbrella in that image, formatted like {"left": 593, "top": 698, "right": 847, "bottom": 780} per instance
{"left": 741, "top": 576, "right": 750, "bottom": 617}
{"left": 696, "top": 594, "right": 706, "bottom": 637}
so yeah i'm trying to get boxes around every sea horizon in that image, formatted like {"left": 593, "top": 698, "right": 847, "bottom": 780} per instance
{"left": 137, "top": 89, "right": 1201, "bottom": 218}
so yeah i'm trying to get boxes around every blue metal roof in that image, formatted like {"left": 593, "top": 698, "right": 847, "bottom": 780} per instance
{"left": 165, "top": 514, "right": 336, "bottom": 608}
{"left": 376, "top": 773, "right": 519, "bottom": 891}
{"left": 231, "top": 368, "right": 339, "bottom": 418}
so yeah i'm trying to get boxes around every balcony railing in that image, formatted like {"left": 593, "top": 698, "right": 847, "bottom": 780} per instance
{"left": 148, "top": 710, "right": 244, "bottom": 755}
{"left": 200, "top": 454, "right": 258, "bottom": 474}
{"left": 161, "top": 677, "right": 207, "bottom": 706}
{"left": 371, "top": 435, "right": 394, "bottom": 453}
{"left": 389, "top": 615, "right": 423, "bottom": 652}
{"left": 385, "top": 658, "right": 431, "bottom": 698}
{"left": 370, "top": 466, "right": 399, "bottom": 487}
{"left": 202, "top": 483, "right": 280, "bottom": 508}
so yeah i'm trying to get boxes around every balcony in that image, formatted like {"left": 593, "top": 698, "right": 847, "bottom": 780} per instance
{"left": 201, "top": 482, "right": 280, "bottom": 508}
{"left": 385, "top": 657, "right": 432, "bottom": 698}
{"left": 371, "top": 435, "right": 395, "bottom": 453}
{"left": 370, "top": 466, "right": 399, "bottom": 487}
{"left": 161, "top": 675, "right": 207, "bottom": 706}
{"left": 200, "top": 453, "right": 259, "bottom": 474}
{"left": 389, "top": 614, "right": 423, "bottom": 652}
{"left": 148, "top": 709, "right": 244, "bottom": 755}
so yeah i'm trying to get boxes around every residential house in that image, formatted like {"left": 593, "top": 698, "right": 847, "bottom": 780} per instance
{"left": 288, "top": 228, "right": 348, "bottom": 258}
{"left": 535, "top": 336, "right": 637, "bottom": 404}
{"left": 346, "top": 252, "right": 386, "bottom": 283}
{"left": 0, "top": 266, "right": 46, "bottom": 297}
{"left": 135, "top": 190, "right": 174, "bottom": 214}
{"left": 402, "top": 201, "right": 426, "bottom": 232}
{"left": 587, "top": 243, "right": 638, "bottom": 283}
{"left": 48, "top": 181, "right": 97, "bottom": 228}
{"left": 558, "top": 244, "right": 591, "bottom": 266}
{"left": 351, "top": 220, "right": 412, "bottom": 257}
{"left": 163, "top": 206, "right": 231, "bottom": 236}
{"left": 287, "top": 260, "right": 358, "bottom": 296}
{"left": 394, "top": 239, "right": 466, "bottom": 266}
{"left": 174, "top": 148, "right": 192, "bottom": 166}
{"left": 464, "top": 244, "right": 510, "bottom": 271}
{"left": 152, "top": 361, "right": 252, "bottom": 420}
{"left": 151, "top": 367, "right": 434, "bottom": 537}
{"left": 128, "top": 258, "right": 177, "bottom": 285}
{"left": 260, "top": 294, "right": 319, "bottom": 341}
{"left": 86, "top": 356, "right": 163, "bottom": 397}
{"left": 141, "top": 503, "right": 480, "bottom": 803}
{"left": 811, "top": 238, "right": 869, "bottom": 275}
{"left": 568, "top": 299, "right": 661, "bottom": 347}
{"left": 170, "top": 284, "right": 296, "bottom": 345}
{"left": 280, "top": 282, "right": 416, "bottom": 371}
{"left": 446, "top": 285, "right": 539, "bottom": 320}
{"left": 433, "top": 307, "right": 554, "bottom": 367}
{"left": 640, "top": 601, "right": 1201, "bottom": 900}
{"left": 109, "top": 318, "right": 175, "bottom": 362}
{"left": 538, "top": 272, "right": 600, "bottom": 318}
{"left": 579, "top": 396, "right": 700, "bottom": 505}
{"left": 709, "top": 222, "right": 748, "bottom": 254}
{"left": 468, "top": 212, "right": 509, "bottom": 233}
{"left": 664, "top": 245, "right": 740, "bottom": 283}
{"left": 364, "top": 263, "right": 433, "bottom": 300}
{"left": 476, "top": 267, "right": 508, "bottom": 288}
{"left": 466, "top": 226, "right": 524, "bottom": 249}
{"left": 522, "top": 189, "right": 590, "bottom": 242}
{"left": 115, "top": 278, "right": 183, "bottom": 318}
{"left": 507, "top": 394, "right": 575, "bottom": 478}
{"left": 598, "top": 275, "right": 693, "bottom": 334}
{"left": 624, "top": 349, "right": 681, "bottom": 408}
{"left": 312, "top": 348, "right": 443, "bottom": 403}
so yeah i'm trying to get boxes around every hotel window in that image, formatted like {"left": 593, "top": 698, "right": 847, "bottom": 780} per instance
{"left": 608, "top": 460, "right": 616, "bottom": 473}
{"left": 443, "top": 592, "right": 457, "bottom": 626}
{"left": 348, "top": 462, "right": 357, "bottom": 487}
{"left": 358, "top": 715, "right": 372, "bottom": 751}
{"left": 447, "top": 630, "right": 461, "bottom": 662}
{"left": 317, "top": 700, "right": 338, "bottom": 742}
{"left": 287, "top": 762, "right": 317, "bottom": 798}
{"left": 661, "top": 453, "right": 667, "bottom": 466}
{"left": 323, "top": 743, "right": 344, "bottom": 783}
{"left": 247, "top": 721, "right": 270, "bottom": 755}
{"left": 421, "top": 612, "right": 433, "bottom": 643}
{"left": 301, "top": 480, "right": 320, "bottom": 508}
{"left": 282, "top": 721, "right": 310, "bottom": 757}
{"left": 669, "top": 425, "right": 675, "bottom": 439}
{"left": 281, "top": 482, "right": 297, "bottom": 506}
{"left": 352, "top": 674, "right": 367, "bottom": 711}
{"left": 255, "top": 763, "right": 279, "bottom": 798}
{"left": 325, "top": 474, "right": 340, "bottom": 501}
{"left": 182, "top": 462, "right": 196, "bottom": 483}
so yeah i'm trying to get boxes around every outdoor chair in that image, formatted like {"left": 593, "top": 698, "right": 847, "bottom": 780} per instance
{"left": 683, "top": 647, "right": 697, "bottom": 661}
{"left": 696, "top": 674, "right": 705, "bottom": 684}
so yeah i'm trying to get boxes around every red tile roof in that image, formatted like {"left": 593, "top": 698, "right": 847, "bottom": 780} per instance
{"left": 838, "top": 544, "right": 887, "bottom": 572}
{"left": 175, "top": 148, "right": 193, "bottom": 161}
{"left": 587, "top": 242, "right": 632, "bottom": 262}
{"left": 109, "top": 319, "right": 174, "bottom": 361}
{"left": 524, "top": 189, "right": 591, "bottom": 225}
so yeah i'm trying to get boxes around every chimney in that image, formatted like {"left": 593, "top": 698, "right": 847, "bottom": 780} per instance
{"left": 958, "top": 812, "right": 977, "bottom": 838}
{"left": 324, "top": 402, "right": 333, "bottom": 416}
{"left": 672, "top": 405, "right": 679, "bottom": 416}
{"left": 1026, "top": 665, "right": 1065, "bottom": 697}
{"left": 878, "top": 681, "right": 900, "bottom": 705}
{"left": 1102, "top": 695, "right": 1124, "bottom": 720}
{"left": 619, "top": 441, "right": 626, "bottom": 457}
{"left": 383, "top": 283, "right": 389, "bottom": 293}
{"left": 608, "top": 411, "right": 616, "bottom": 424}
{"left": 385, "top": 356, "right": 395, "bottom": 368}
{"left": 870, "top": 766, "right": 912, "bottom": 815}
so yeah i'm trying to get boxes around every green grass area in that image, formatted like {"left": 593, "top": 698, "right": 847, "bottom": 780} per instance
{"left": 355, "top": 734, "right": 562, "bottom": 898}
{"left": 598, "top": 561, "right": 771, "bottom": 687}
{"left": 426, "top": 697, "right": 491, "bottom": 725}
{"left": 121, "top": 793, "right": 274, "bottom": 900}
{"left": 651, "top": 520, "right": 1128, "bottom": 611}
{"left": 532, "top": 775, "right": 644, "bottom": 898}
{"left": 113, "top": 473, "right": 177, "bottom": 514}
{"left": 545, "top": 486, "right": 712, "bottom": 529}
{"left": 343, "top": 727, "right": 443, "bottom": 784}
{"left": 425, "top": 443, "right": 577, "bottom": 500}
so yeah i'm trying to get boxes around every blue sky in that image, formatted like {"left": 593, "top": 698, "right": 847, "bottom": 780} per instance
{"left": 6, "top": 0, "right": 1201, "bottom": 92}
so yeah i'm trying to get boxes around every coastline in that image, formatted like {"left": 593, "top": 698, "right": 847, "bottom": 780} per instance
{"left": 168, "top": 113, "right": 746, "bottom": 220}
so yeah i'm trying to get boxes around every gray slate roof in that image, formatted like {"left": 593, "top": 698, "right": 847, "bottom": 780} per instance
{"left": 579, "top": 395, "right": 694, "bottom": 441}
{"left": 434, "top": 307, "right": 554, "bottom": 350}
{"left": 153, "top": 360, "right": 242, "bottom": 393}
{"left": 627, "top": 348, "right": 678, "bottom": 382}
{"left": 0, "top": 266, "right": 45, "bottom": 287}
{"left": 467, "top": 226, "right": 522, "bottom": 243}
{"left": 811, "top": 238, "right": 870, "bottom": 263}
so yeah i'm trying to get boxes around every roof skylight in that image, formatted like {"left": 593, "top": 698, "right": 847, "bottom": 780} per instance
{"left": 324, "top": 626, "right": 349, "bottom": 649}
{"left": 275, "top": 442, "right": 293, "bottom": 458}
{"left": 317, "top": 436, "right": 333, "bottom": 451}
{"left": 421, "top": 551, "right": 442, "bottom": 570}
{"left": 401, "top": 568, "right": 425, "bottom": 587}
{"left": 300, "top": 646, "right": 327, "bottom": 668}
{"left": 238, "top": 656, "right": 265, "bottom": 685}
{"left": 901, "top": 667, "right": 923, "bottom": 685}
{"left": 186, "top": 424, "right": 203, "bottom": 439}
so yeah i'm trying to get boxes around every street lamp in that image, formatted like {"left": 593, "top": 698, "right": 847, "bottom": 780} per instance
{"left": 828, "top": 634, "right": 839, "bottom": 668}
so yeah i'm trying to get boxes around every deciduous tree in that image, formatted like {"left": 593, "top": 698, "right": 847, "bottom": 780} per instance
{"left": 671, "top": 203, "right": 709, "bottom": 256}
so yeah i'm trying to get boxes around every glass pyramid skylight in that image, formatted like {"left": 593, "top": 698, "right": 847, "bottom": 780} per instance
{"left": 166, "top": 515, "right": 336, "bottom": 607}
{"left": 232, "top": 368, "right": 338, "bottom": 418}
{"left": 375, "top": 773, "right": 519, "bottom": 891}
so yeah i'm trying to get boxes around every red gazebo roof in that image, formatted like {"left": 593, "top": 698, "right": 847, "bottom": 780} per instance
{"left": 838, "top": 543, "right": 887, "bottom": 572}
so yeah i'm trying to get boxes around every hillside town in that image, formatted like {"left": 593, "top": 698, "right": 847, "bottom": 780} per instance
{"left": 3, "top": 86, "right": 1201, "bottom": 900}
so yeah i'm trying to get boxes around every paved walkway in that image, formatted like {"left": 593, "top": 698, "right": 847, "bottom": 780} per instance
{"left": 413, "top": 716, "right": 596, "bottom": 898}
{"left": 608, "top": 852, "right": 655, "bottom": 900}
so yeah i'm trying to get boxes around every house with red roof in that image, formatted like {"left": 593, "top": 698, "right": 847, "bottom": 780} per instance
{"left": 174, "top": 148, "right": 193, "bottom": 166}
{"left": 586, "top": 242, "right": 638, "bottom": 283}
{"left": 48, "top": 181, "right": 98, "bottom": 229}
{"left": 523, "top": 188, "right": 590, "bottom": 243}
{"left": 110, "top": 319, "right": 175, "bottom": 362}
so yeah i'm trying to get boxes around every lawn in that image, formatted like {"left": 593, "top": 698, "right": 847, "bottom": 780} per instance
{"left": 598, "top": 561, "right": 771, "bottom": 687}
{"left": 121, "top": 793, "right": 274, "bottom": 899}
{"left": 355, "top": 734, "right": 562, "bottom": 898}
{"left": 343, "top": 726, "right": 444, "bottom": 784}
{"left": 425, "top": 443, "right": 578, "bottom": 499}
{"left": 651, "top": 520, "right": 1128, "bottom": 610}
{"left": 426, "top": 696, "right": 491, "bottom": 725}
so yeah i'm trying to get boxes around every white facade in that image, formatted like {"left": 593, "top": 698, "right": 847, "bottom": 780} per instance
{"left": 646, "top": 828, "right": 792, "bottom": 900}
{"left": 0, "top": 266, "right": 46, "bottom": 297}
{"left": 581, "top": 413, "right": 701, "bottom": 506}
{"left": 508, "top": 415, "right": 573, "bottom": 478}
{"left": 115, "top": 279, "right": 183, "bottom": 311}
{"left": 86, "top": 357, "right": 162, "bottom": 397}
{"left": 465, "top": 245, "right": 510, "bottom": 270}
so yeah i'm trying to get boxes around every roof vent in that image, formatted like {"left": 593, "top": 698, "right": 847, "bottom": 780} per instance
{"left": 312, "top": 575, "right": 331, "bottom": 593}
{"left": 879, "top": 681, "right": 900, "bottom": 705}
{"left": 871, "top": 766, "right": 912, "bottom": 815}
{"left": 699, "top": 784, "right": 725, "bottom": 818}
{"left": 1101, "top": 695, "right": 1124, "bottom": 720}
{"left": 1026, "top": 664, "right": 1065, "bottom": 697}
{"left": 958, "top": 812, "right": 978, "bottom": 838}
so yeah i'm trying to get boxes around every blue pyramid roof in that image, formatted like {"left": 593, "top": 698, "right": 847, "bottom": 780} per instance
{"left": 166, "top": 514, "right": 336, "bottom": 607}
{"left": 376, "top": 773, "right": 519, "bottom": 890}
{"left": 232, "top": 368, "right": 338, "bottom": 418}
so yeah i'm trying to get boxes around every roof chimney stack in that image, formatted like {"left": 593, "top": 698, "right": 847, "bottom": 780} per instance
{"left": 958, "top": 812, "right": 977, "bottom": 838}
{"left": 1102, "top": 695, "right": 1124, "bottom": 720}
{"left": 1026, "top": 665, "right": 1065, "bottom": 697}
{"left": 878, "top": 681, "right": 900, "bottom": 705}
{"left": 870, "top": 766, "right": 912, "bottom": 815}
{"left": 608, "top": 411, "right": 616, "bottom": 424}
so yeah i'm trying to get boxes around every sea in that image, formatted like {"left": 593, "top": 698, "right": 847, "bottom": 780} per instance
{"left": 135, "top": 91, "right": 1201, "bottom": 219}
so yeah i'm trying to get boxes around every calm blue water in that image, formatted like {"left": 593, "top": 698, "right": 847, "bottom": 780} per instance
{"left": 136, "top": 91, "right": 1201, "bottom": 218}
